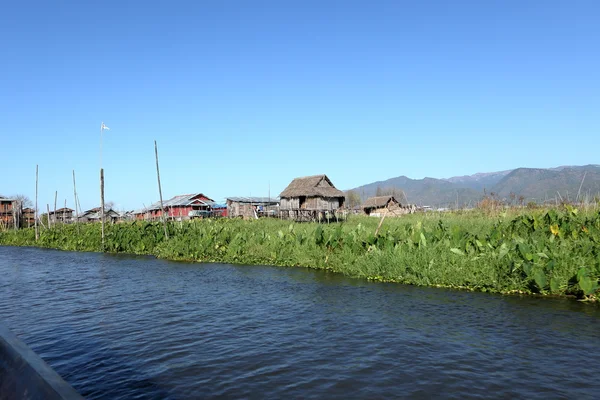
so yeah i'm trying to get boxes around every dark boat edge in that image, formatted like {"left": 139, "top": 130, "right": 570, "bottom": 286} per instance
{"left": 0, "top": 323, "right": 84, "bottom": 399}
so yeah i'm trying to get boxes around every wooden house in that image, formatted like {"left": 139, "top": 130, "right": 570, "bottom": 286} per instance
{"left": 362, "top": 195, "right": 415, "bottom": 217}
{"left": 279, "top": 175, "right": 346, "bottom": 221}
{"left": 280, "top": 175, "right": 345, "bottom": 210}
{"left": 48, "top": 207, "right": 74, "bottom": 224}
{"left": 226, "top": 197, "right": 279, "bottom": 219}
{"left": 134, "top": 193, "right": 216, "bottom": 221}
{"left": 22, "top": 208, "right": 35, "bottom": 227}
{"left": 0, "top": 197, "right": 20, "bottom": 229}
{"left": 79, "top": 207, "right": 120, "bottom": 223}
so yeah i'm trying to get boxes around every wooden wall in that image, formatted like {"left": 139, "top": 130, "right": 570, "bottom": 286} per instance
{"left": 280, "top": 196, "right": 344, "bottom": 210}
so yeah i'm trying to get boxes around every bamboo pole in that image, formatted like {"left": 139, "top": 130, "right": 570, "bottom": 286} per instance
{"left": 374, "top": 204, "right": 390, "bottom": 236}
{"left": 154, "top": 140, "right": 169, "bottom": 240}
{"left": 63, "top": 199, "right": 66, "bottom": 224}
{"left": 53, "top": 191, "right": 57, "bottom": 227}
{"left": 46, "top": 204, "right": 50, "bottom": 229}
{"left": 73, "top": 170, "right": 79, "bottom": 225}
{"left": 12, "top": 201, "right": 17, "bottom": 230}
{"left": 576, "top": 172, "right": 587, "bottom": 204}
{"left": 101, "top": 168, "right": 105, "bottom": 251}
{"left": 77, "top": 194, "right": 82, "bottom": 222}
{"left": 35, "top": 165, "right": 39, "bottom": 241}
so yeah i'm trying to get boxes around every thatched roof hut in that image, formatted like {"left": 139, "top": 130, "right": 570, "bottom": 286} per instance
{"left": 363, "top": 196, "right": 399, "bottom": 210}
{"left": 362, "top": 195, "right": 414, "bottom": 216}
{"left": 280, "top": 174, "right": 345, "bottom": 210}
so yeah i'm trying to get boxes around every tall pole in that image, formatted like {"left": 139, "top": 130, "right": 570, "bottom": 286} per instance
{"left": 35, "top": 165, "right": 39, "bottom": 241}
{"left": 101, "top": 168, "right": 105, "bottom": 251}
{"left": 100, "top": 122, "right": 108, "bottom": 250}
{"left": 100, "top": 122, "right": 103, "bottom": 170}
{"left": 53, "top": 191, "right": 57, "bottom": 227}
{"left": 73, "top": 170, "right": 79, "bottom": 225}
{"left": 154, "top": 140, "right": 169, "bottom": 240}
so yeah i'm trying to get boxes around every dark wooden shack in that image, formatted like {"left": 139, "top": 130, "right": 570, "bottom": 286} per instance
{"left": 226, "top": 197, "right": 279, "bottom": 219}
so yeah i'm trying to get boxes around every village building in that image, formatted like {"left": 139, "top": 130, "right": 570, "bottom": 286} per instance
{"left": 0, "top": 197, "right": 20, "bottom": 229}
{"left": 226, "top": 197, "right": 279, "bottom": 219}
{"left": 362, "top": 195, "right": 416, "bottom": 217}
{"left": 48, "top": 207, "right": 74, "bottom": 224}
{"left": 209, "top": 204, "right": 228, "bottom": 218}
{"left": 134, "top": 193, "right": 217, "bottom": 221}
{"left": 79, "top": 207, "right": 120, "bottom": 224}
{"left": 22, "top": 208, "right": 35, "bottom": 227}
{"left": 279, "top": 174, "right": 346, "bottom": 221}
{"left": 119, "top": 210, "right": 136, "bottom": 222}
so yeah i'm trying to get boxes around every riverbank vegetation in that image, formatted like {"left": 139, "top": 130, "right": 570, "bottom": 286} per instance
{"left": 1, "top": 207, "right": 599, "bottom": 300}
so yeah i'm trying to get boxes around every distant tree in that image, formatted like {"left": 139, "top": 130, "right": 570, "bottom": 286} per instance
{"left": 10, "top": 194, "right": 32, "bottom": 209}
{"left": 345, "top": 190, "right": 362, "bottom": 209}
{"left": 376, "top": 186, "right": 383, "bottom": 196}
{"left": 518, "top": 195, "right": 525, "bottom": 208}
{"left": 104, "top": 201, "right": 115, "bottom": 210}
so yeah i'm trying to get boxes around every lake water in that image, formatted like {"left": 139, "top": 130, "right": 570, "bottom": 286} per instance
{"left": 1, "top": 246, "right": 600, "bottom": 399}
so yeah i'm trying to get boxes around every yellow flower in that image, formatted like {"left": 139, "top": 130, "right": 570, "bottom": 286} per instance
{"left": 550, "top": 224, "right": 560, "bottom": 236}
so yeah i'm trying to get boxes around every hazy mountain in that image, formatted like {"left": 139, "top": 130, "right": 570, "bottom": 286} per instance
{"left": 492, "top": 165, "right": 600, "bottom": 203}
{"left": 350, "top": 176, "right": 483, "bottom": 208}
{"left": 348, "top": 165, "right": 600, "bottom": 207}
{"left": 444, "top": 170, "right": 513, "bottom": 190}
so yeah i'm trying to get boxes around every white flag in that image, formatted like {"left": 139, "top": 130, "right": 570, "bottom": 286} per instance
{"left": 101, "top": 123, "right": 110, "bottom": 131}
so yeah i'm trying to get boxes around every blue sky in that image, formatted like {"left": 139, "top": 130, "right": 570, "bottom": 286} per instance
{"left": 1, "top": 0, "right": 598, "bottom": 211}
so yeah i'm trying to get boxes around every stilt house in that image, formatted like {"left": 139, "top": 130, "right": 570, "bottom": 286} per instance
{"left": 279, "top": 175, "right": 345, "bottom": 211}
{"left": 134, "top": 193, "right": 216, "bottom": 221}
{"left": 79, "top": 207, "right": 120, "bottom": 223}
{"left": 0, "top": 197, "right": 20, "bottom": 229}
{"left": 48, "top": 207, "right": 74, "bottom": 224}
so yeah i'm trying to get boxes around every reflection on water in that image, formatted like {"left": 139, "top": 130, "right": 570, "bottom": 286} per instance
{"left": 1, "top": 246, "right": 600, "bottom": 399}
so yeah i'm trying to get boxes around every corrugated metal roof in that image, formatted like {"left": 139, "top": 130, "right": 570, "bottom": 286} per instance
{"left": 78, "top": 209, "right": 120, "bottom": 219}
{"left": 144, "top": 193, "right": 214, "bottom": 211}
{"left": 226, "top": 197, "right": 280, "bottom": 204}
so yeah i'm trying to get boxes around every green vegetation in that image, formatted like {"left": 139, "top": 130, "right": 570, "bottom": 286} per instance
{"left": 1, "top": 207, "right": 599, "bottom": 300}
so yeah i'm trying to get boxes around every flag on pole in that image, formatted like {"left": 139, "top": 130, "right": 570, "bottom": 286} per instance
{"left": 101, "top": 123, "right": 110, "bottom": 131}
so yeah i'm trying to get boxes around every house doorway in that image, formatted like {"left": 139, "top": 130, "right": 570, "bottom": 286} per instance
{"left": 299, "top": 196, "right": 306, "bottom": 209}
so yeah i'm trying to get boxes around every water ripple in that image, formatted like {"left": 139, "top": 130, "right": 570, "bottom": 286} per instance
{"left": 1, "top": 246, "right": 600, "bottom": 399}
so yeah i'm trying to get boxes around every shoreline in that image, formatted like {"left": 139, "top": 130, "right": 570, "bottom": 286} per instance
{"left": 1, "top": 210, "right": 598, "bottom": 302}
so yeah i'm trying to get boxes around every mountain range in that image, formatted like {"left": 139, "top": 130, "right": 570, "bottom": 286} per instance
{"left": 348, "top": 165, "right": 600, "bottom": 208}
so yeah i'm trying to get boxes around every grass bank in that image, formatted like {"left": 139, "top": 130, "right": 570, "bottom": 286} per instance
{"left": 1, "top": 208, "right": 599, "bottom": 300}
